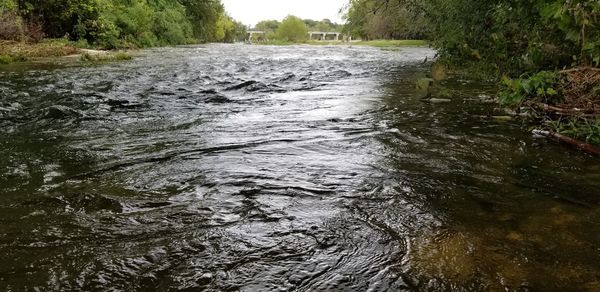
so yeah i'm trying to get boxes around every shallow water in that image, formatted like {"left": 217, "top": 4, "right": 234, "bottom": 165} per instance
{"left": 0, "top": 44, "right": 599, "bottom": 291}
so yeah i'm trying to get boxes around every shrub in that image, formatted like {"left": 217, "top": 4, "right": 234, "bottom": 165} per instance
{"left": 0, "top": 11, "right": 25, "bottom": 41}
{"left": 277, "top": 15, "right": 308, "bottom": 42}
{"left": 0, "top": 54, "right": 26, "bottom": 64}
{"left": 498, "top": 71, "right": 560, "bottom": 105}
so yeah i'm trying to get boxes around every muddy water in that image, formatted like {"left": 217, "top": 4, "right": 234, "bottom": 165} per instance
{"left": 0, "top": 44, "right": 599, "bottom": 291}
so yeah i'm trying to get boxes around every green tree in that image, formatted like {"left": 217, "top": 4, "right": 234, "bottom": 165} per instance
{"left": 343, "top": 0, "right": 426, "bottom": 40}
{"left": 178, "top": 0, "right": 224, "bottom": 41}
{"left": 223, "top": 19, "right": 246, "bottom": 42}
{"left": 276, "top": 15, "right": 308, "bottom": 42}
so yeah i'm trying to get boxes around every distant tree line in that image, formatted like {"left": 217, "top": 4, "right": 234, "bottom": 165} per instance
{"left": 0, "top": 0, "right": 248, "bottom": 48}
{"left": 253, "top": 16, "right": 343, "bottom": 42}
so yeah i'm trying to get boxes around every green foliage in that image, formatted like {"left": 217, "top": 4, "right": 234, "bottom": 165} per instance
{"left": 342, "top": 0, "right": 598, "bottom": 74}
{"left": 546, "top": 118, "right": 600, "bottom": 146}
{"left": 343, "top": 0, "right": 427, "bottom": 40}
{"left": 0, "top": 10, "right": 26, "bottom": 41}
{"left": 255, "top": 20, "right": 279, "bottom": 32}
{"left": 222, "top": 18, "right": 246, "bottom": 43}
{"left": 276, "top": 15, "right": 308, "bottom": 42}
{"left": 498, "top": 71, "right": 560, "bottom": 105}
{"left": 178, "top": 0, "right": 224, "bottom": 41}
{"left": 0, "top": 54, "right": 26, "bottom": 63}
{"left": 3, "top": 0, "right": 231, "bottom": 48}
{"left": 0, "top": 0, "right": 17, "bottom": 10}
{"left": 80, "top": 51, "right": 131, "bottom": 62}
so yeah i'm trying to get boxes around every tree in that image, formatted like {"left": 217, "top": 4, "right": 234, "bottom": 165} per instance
{"left": 342, "top": 0, "right": 426, "bottom": 40}
{"left": 178, "top": 0, "right": 224, "bottom": 41}
{"left": 255, "top": 19, "right": 280, "bottom": 32}
{"left": 276, "top": 15, "right": 308, "bottom": 42}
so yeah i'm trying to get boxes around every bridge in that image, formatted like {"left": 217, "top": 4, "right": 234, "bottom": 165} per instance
{"left": 247, "top": 30, "right": 343, "bottom": 42}
{"left": 247, "top": 30, "right": 266, "bottom": 41}
{"left": 308, "top": 31, "right": 341, "bottom": 41}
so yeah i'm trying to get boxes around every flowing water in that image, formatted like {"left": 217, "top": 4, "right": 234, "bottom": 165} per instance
{"left": 0, "top": 44, "right": 599, "bottom": 291}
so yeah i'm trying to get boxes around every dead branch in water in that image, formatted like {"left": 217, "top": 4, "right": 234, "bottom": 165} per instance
{"left": 533, "top": 129, "right": 600, "bottom": 155}
{"left": 535, "top": 103, "right": 600, "bottom": 118}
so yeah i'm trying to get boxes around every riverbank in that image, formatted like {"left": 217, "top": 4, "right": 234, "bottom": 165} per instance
{"left": 0, "top": 39, "right": 133, "bottom": 65}
{"left": 421, "top": 60, "right": 600, "bottom": 153}
{"left": 497, "top": 67, "right": 600, "bottom": 152}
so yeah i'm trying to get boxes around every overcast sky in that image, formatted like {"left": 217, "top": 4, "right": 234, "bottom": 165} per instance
{"left": 222, "top": 0, "right": 348, "bottom": 27}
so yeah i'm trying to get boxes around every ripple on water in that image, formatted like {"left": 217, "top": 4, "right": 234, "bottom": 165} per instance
{"left": 0, "top": 44, "right": 599, "bottom": 291}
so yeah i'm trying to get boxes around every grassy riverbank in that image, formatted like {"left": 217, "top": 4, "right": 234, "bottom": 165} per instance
{"left": 498, "top": 68, "right": 600, "bottom": 149}
{"left": 0, "top": 39, "right": 134, "bottom": 65}
{"left": 0, "top": 39, "right": 79, "bottom": 63}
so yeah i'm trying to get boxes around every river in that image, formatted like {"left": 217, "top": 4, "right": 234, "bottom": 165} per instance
{"left": 0, "top": 44, "right": 599, "bottom": 291}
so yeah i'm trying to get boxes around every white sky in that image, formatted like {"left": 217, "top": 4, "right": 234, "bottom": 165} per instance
{"left": 222, "top": 0, "right": 348, "bottom": 27}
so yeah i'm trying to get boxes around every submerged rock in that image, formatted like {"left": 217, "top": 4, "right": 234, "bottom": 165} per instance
{"left": 225, "top": 80, "right": 258, "bottom": 91}
{"left": 416, "top": 77, "right": 434, "bottom": 91}
{"left": 106, "top": 99, "right": 130, "bottom": 107}
{"left": 431, "top": 63, "right": 447, "bottom": 81}
{"left": 205, "top": 94, "right": 233, "bottom": 103}
{"left": 200, "top": 89, "right": 219, "bottom": 94}
{"left": 43, "top": 105, "right": 82, "bottom": 119}
{"left": 421, "top": 98, "right": 452, "bottom": 103}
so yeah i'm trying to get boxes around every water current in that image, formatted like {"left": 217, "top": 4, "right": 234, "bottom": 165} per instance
{"left": 0, "top": 44, "right": 599, "bottom": 291}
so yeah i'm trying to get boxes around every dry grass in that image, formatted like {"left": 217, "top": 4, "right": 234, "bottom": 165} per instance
{"left": 558, "top": 67, "right": 600, "bottom": 114}
{"left": 0, "top": 39, "right": 80, "bottom": 61}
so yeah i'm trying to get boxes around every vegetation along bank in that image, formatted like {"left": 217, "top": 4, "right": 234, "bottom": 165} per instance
{"left": 343, "top": 0, "right": 599, "bottom": 152}
{"left": 0, "top": 0, "right": 246, "bottom": 62}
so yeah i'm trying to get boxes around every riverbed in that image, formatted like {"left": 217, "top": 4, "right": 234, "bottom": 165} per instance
{"left": 0, "top": 44, "right": 599, "bottom": 291}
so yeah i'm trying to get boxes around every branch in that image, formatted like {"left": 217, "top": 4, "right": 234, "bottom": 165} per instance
{"left": 533, "top": 130, "right": 600, "bottom": 155}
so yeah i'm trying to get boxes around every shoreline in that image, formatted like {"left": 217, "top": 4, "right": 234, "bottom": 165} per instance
{"left": 0, "top": 39, "right": 135, "bottom": 65}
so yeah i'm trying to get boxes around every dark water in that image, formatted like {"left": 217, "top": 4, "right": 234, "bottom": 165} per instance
{"left": 0, "top": 44, "right": 599, "bottom": 291}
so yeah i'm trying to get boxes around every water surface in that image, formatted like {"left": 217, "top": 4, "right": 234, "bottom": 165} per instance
{"left": 1, "top": 44, "right": 599, "bottom": 291}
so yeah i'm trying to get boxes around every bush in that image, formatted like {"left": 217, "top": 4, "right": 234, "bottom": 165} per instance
{"left": 2, "top": 0, "right": 235, "bottom": 47}
{"left": 498, "top": 71, "right": 560, "bottom": 105}
{"left": 277, "top": 15, "right": 308, "bottom": 42}
{"left": 80, "top": 51, "right": 132, "bottom": 62}
{"left": 0, "top": 11, "right": 25, "bottom": 41}
{"left": 0, "top": 54, "right": 26, "bottom": 64}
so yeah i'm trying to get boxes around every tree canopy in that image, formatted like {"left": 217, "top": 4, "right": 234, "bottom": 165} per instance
{"left": 0, "top": 0, "right": 247, "bottom": 47}
{"left": 343, "top": 0, "right": 599, "bottom": 74}
{"left": 276, "top": 15, "right": 308, "bottom": 42}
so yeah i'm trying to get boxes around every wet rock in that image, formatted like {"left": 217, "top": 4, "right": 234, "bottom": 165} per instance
{"left": 225, "top": 80, "right": 258, "bottom": 91}
{"left": 200, "top": 89, "right": 219, "bottom": 94}
{"left": 431, "top": 63, "right": 447, "bottom": 81}
{"left": 245, "top": 82, "right": 269, "bottom": 92}
{"left": 492, "top": 115, "right": 513, "bottom": 121}
{"left": 106, "top": 99, "right": 130, "bottom": 107}
{"left": 43, "top": 105, "right": 83, "bottom": 119}
{"left": 248, "top": 82, "right": 286, "bottom": 93}
{"left": 68, "top": 193, "right": 123, "bottom": 213}
{"left": 0, "top": 102, "right": 21, "bottom": 114}
{"left": 416, "top": 78, "right": 434, "bottom": 91}
{"left": 205, "top": 94, "right": 233, "bottom": 103}
{"left": 421, "top": 98, "right": 452, "bottom": 103}
{"left": 196, "top": 273, "right": 213, "bottom": 286}
{"left": 279, "top": 73, "right": 296, "bottom": 82}
{"left": 329, "top": 70, "right": 352, "bottom": 78}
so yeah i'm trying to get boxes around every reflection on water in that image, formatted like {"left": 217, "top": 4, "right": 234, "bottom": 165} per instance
{"left": 0, "top": 44, "right": 598, "bottom": 291}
